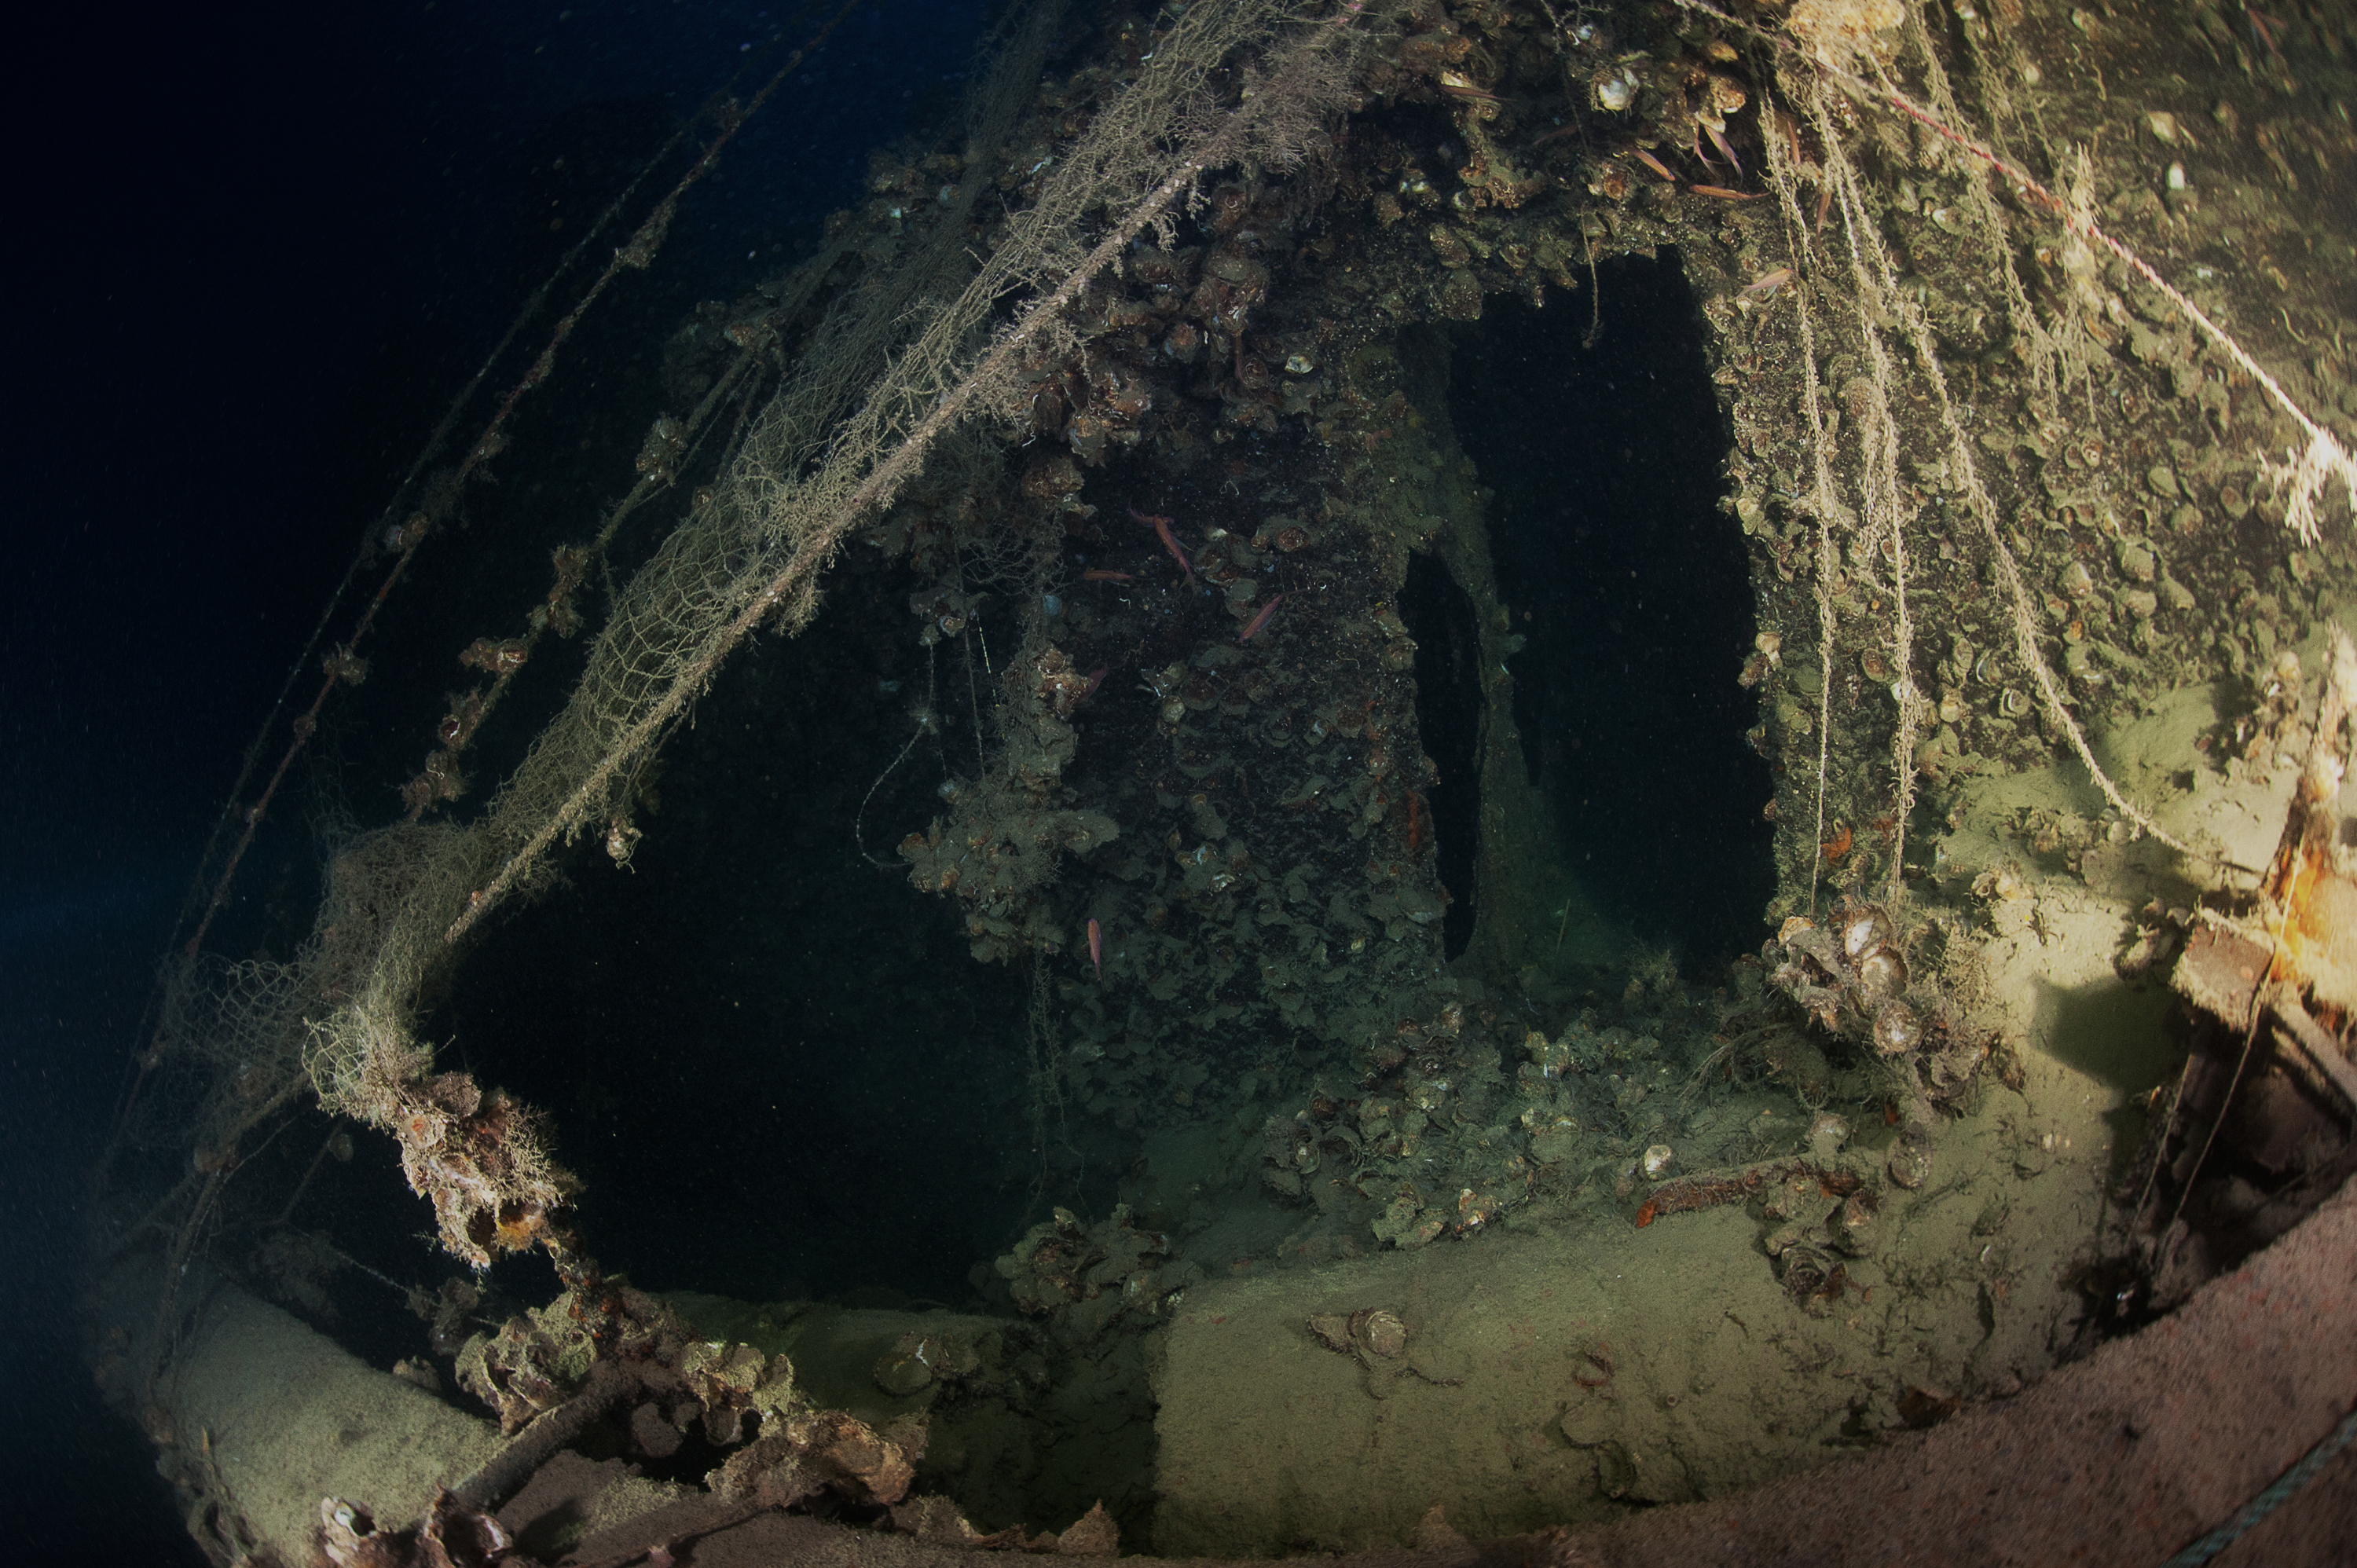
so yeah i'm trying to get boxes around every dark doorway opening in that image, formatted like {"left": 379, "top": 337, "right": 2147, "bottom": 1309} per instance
{"left": 1447, "top": 255, "right": 1772, "bottom": 967}
{"left": 1400, "top": 550, "right": 1483, "bottom": 959}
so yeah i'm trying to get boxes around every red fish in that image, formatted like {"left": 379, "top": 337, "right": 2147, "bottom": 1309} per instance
{"left": 1129, "top": 507, "right": 1195, "bottom": 587}
{"left": 1087, "top": 917, "right": 1102, "bottom": 976}
{"left": 1237, "top": 593, "right": 1284, "bottom": 644}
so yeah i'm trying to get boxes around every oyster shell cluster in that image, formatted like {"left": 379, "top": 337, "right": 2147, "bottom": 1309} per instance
{"left": 1307, "top": 1306, "right": 1408, "bottom": 1368}
{"left": 1767, "top": 899, "right": 1922, "bottom": 1058}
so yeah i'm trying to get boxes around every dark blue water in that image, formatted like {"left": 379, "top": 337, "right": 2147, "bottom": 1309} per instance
{"left": 8, "top": 2, "right": 985, "bottom": 1559}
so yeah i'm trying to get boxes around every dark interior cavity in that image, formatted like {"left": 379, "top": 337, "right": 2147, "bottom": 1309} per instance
{"left": 1399, "top": 550, "right": 1484, "bottom": 960}
{"left": 1447, "top": 255, "right": 1772, "bottom": 967}
{"left": 433, "top": 564, "right": 1047, "bottom": 1306}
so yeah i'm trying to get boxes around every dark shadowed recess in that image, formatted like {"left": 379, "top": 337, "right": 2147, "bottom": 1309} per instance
{"left": 1448, "top": 255, "right": 1772, "bottom": 967}
{"left": 433, "top": 554, "right": 1054, "bottom": 1307}
{"left": 1399, "top": 551, "right": 1483, "bottom": 960}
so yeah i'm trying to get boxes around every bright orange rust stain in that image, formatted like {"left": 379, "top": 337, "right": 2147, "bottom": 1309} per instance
{"left": 1820, "top": 824, "right": 1853, "bottom": 862}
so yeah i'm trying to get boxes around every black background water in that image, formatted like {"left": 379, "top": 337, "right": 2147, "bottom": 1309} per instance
{"left": 6, "top": 2, "right": 984, "bottom": 1559}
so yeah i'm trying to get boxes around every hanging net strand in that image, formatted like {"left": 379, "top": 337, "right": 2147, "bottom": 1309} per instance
{"left": 442, "top": 4, "right": 1369, "bottom": 944}
{"left": 101, "top": 0, "right": 869, "bottom": 1207}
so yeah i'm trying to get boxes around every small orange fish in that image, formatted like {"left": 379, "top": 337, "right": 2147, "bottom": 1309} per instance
{"left": 1237, "top": 593, "right": 1284, "bottom": 643}
{"left": 1082, "top": 568, "right": 1135, "bottom": 581}
{"left": 1436, "top": 70, "right": 1501, "bottom": 104}
{"left": 1742, "top": 266, "right": 1794, "bottom": 299}
{"left": 1688, "top": 184, "right": 1760, "bottom": 200}
{"left": 1632, "top": 148, "right": 1677, "bottom": 183}
{"left": 1087, "top": 917, "right": 1102, "bottom": 977}
{"left": 1129, "top": 507, "right": 1195, "bottom": 587}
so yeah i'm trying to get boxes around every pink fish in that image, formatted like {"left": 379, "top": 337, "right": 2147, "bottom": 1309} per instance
{"left": 1237, "top": 594, "right": 1285, "bottom": 644}
{"left": 1703, "top": 119, "right": 1743, "bottom": 177}
{"left": 1632, "top": 147, "right": 1677, "bottom": 183}
{"left": 1129, "top": 507, "right": 1195, "bottom": 587}
{"left": 1087, "top": 917, "right": 1102, "bottom": 976}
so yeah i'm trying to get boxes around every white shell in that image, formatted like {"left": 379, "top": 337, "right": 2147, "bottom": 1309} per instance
{"left": 1857, "top": 945, "right": 1908, "bottom": 1002}
{"left": 1842, "top": 907, "right": 1890, "bottom": 960}
{"left": 1872, "top": 999, "right": 1923, "bottom": 1057}
{"left": 1641, "top": 1143, "right": 1677, "bottom": 1180}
